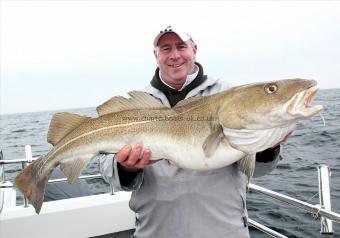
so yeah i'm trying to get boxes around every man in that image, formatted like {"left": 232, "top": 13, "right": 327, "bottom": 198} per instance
{"left": 99, "top": 26, "right": 282, "bottom": 238}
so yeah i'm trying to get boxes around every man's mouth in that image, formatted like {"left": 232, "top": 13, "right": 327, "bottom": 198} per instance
{"left": 168, "top": 62, "right": 185, "bottom": 68}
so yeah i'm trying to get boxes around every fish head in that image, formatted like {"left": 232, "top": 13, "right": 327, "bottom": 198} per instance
{"left": 218, "top": 79, "right": 323, "bottom": 130}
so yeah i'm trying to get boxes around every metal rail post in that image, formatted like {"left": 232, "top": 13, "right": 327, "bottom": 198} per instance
{"left": 318, "top": 164, "right": 333, "bottom": 234}
{"left": 0, "top": 150, "right": 4, "bottom": 213}
{"left": 22, "top": 145, "right": 33, "bottom": 207}
{"left": 0, "top": 151, "right": 4, "bottom": 182}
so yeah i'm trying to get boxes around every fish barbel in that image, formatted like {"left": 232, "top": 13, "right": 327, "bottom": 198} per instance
{"left": 14, "top": 79, "right": 323, "bottom": 214}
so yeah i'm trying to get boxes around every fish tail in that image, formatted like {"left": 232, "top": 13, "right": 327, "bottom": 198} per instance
{"left": 14, "top": 156, "right": 52, "bottom": 214}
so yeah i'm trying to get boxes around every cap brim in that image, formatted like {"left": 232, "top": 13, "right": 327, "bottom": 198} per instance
{"left": 153, "top": 31, "right": 191, "bottom": 46}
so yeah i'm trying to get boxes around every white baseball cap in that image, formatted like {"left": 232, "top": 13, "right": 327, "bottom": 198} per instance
{"left": 153, "top": 25, "right": 193, "bottom": 47}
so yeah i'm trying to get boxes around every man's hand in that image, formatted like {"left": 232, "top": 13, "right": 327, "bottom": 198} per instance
{"left": 115, "top": 144, "right": 156, "bottom": 172}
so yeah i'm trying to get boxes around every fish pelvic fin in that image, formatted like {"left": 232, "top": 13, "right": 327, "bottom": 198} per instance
{"left": 48, "top": 112, "right": 90, "bottom": 146}
{"left": 96, "top": 91, "right": 165, "bottom": 116}
{"left": 239, "top": 154, "right": 256, "bottom": 184}
{"left": 14, "top": 156, "right": 52, "bottom": 214}
{"left": 60, "top": 154, "right": 94, "bottom": 183}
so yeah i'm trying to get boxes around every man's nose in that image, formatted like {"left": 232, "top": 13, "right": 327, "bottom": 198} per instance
{"left": 169, "top": 48, "right": 180, "bottom": 60}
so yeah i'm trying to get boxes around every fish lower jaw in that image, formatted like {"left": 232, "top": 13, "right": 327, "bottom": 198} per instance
{"left": 287, "top": 85, "right": 323, "bottom": 118}
{"left": 288, "top": 104, "right": 323, "bottom": 118}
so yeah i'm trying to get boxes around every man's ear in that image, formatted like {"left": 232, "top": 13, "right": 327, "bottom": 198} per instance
{"left": 193, "top": 43, "right": 197, "bottom": 54}
{"left": 153, "top": 49, "right": 159, "bottom": 66}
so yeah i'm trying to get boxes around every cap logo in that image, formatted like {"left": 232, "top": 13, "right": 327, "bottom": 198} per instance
{"left": 160, "top": 25, "right": 173, "bottom": 34}
{"left": 154, "top": 25, "right": 193, "bottom": 47}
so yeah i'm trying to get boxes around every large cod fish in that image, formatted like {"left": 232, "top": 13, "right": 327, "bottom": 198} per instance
{"left": 15, "top": 79, "right": 323, "bottom": 214}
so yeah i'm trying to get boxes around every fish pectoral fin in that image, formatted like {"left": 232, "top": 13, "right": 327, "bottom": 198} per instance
{"left": 48, "top": 112, "right": 91, "bottom": 146}
{"left": 96, "top": 91, "right": 165, "bottom": 116}
{"left": 239, "top": 154, "right": 256, "bottom": 183}
{"left": 60, "top": 154, "right": 95, "bottom": 183}
{"left": 202, "top": 126, "right": 224, "bottom": 158}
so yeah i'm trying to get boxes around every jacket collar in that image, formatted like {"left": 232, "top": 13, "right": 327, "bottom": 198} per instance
{"left": 149, "top": 62, "right": 208, "bottom": 107}
{"left": 145, "top": 65, "right": 219, "bottom": 107}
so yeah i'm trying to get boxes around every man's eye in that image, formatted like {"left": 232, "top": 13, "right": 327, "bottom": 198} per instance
{"left": 161, "top": 47, "right": 170, "bottom": 51}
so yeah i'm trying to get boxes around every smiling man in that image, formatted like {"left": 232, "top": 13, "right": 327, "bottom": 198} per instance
{"left": 153, "top": 29, "right": 197, "bottom": 91}
{"left": 99, "top": 25, "right": 283, "bottom": 238}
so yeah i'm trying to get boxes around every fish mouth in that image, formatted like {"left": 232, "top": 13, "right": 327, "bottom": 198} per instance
{"left": 287, "top": 84, "right": 323, "bottom": 117}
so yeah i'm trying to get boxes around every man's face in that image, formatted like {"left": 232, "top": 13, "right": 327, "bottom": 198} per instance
{"left": 154, "top": 33, "right": 197, "bottom": 89}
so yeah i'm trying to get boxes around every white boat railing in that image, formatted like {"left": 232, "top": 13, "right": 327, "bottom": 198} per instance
{"left": 1, "top": 145, "right": 340, "bottom": 237}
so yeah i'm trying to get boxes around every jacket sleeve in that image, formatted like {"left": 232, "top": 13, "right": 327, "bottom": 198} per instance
{"left": 253, "top": 145, "right": 281, "bottom": 177}
{"left": 97, "top": 154, "right": 144, "bottom": 191}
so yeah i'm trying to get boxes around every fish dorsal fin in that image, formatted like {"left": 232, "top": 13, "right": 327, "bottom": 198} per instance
{"left": 174, "top": 95, "right": 204, "bottom": 108}
{"left": 47, "top": 112, "right": 90, "bottom": 146}
{"left": 96, "top": 91, "right": 165, "bottom": 116}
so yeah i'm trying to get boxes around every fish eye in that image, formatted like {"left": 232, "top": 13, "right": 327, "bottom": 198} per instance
{"left": 264, "top": 83, "right": 278, "bottom": 94}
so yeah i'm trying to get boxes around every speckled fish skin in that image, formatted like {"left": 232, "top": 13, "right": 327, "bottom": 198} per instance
{"left": 14, "top": 79, "right": 323, "bottom": 214}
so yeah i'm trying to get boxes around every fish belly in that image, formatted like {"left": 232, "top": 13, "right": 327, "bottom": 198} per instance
{"left": 118, "top": 133, "right": 246, "bottom": 170}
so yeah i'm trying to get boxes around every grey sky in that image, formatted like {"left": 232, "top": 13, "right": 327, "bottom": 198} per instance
{"left": 1, "top": 1, "right": 340, "bottom": 114}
